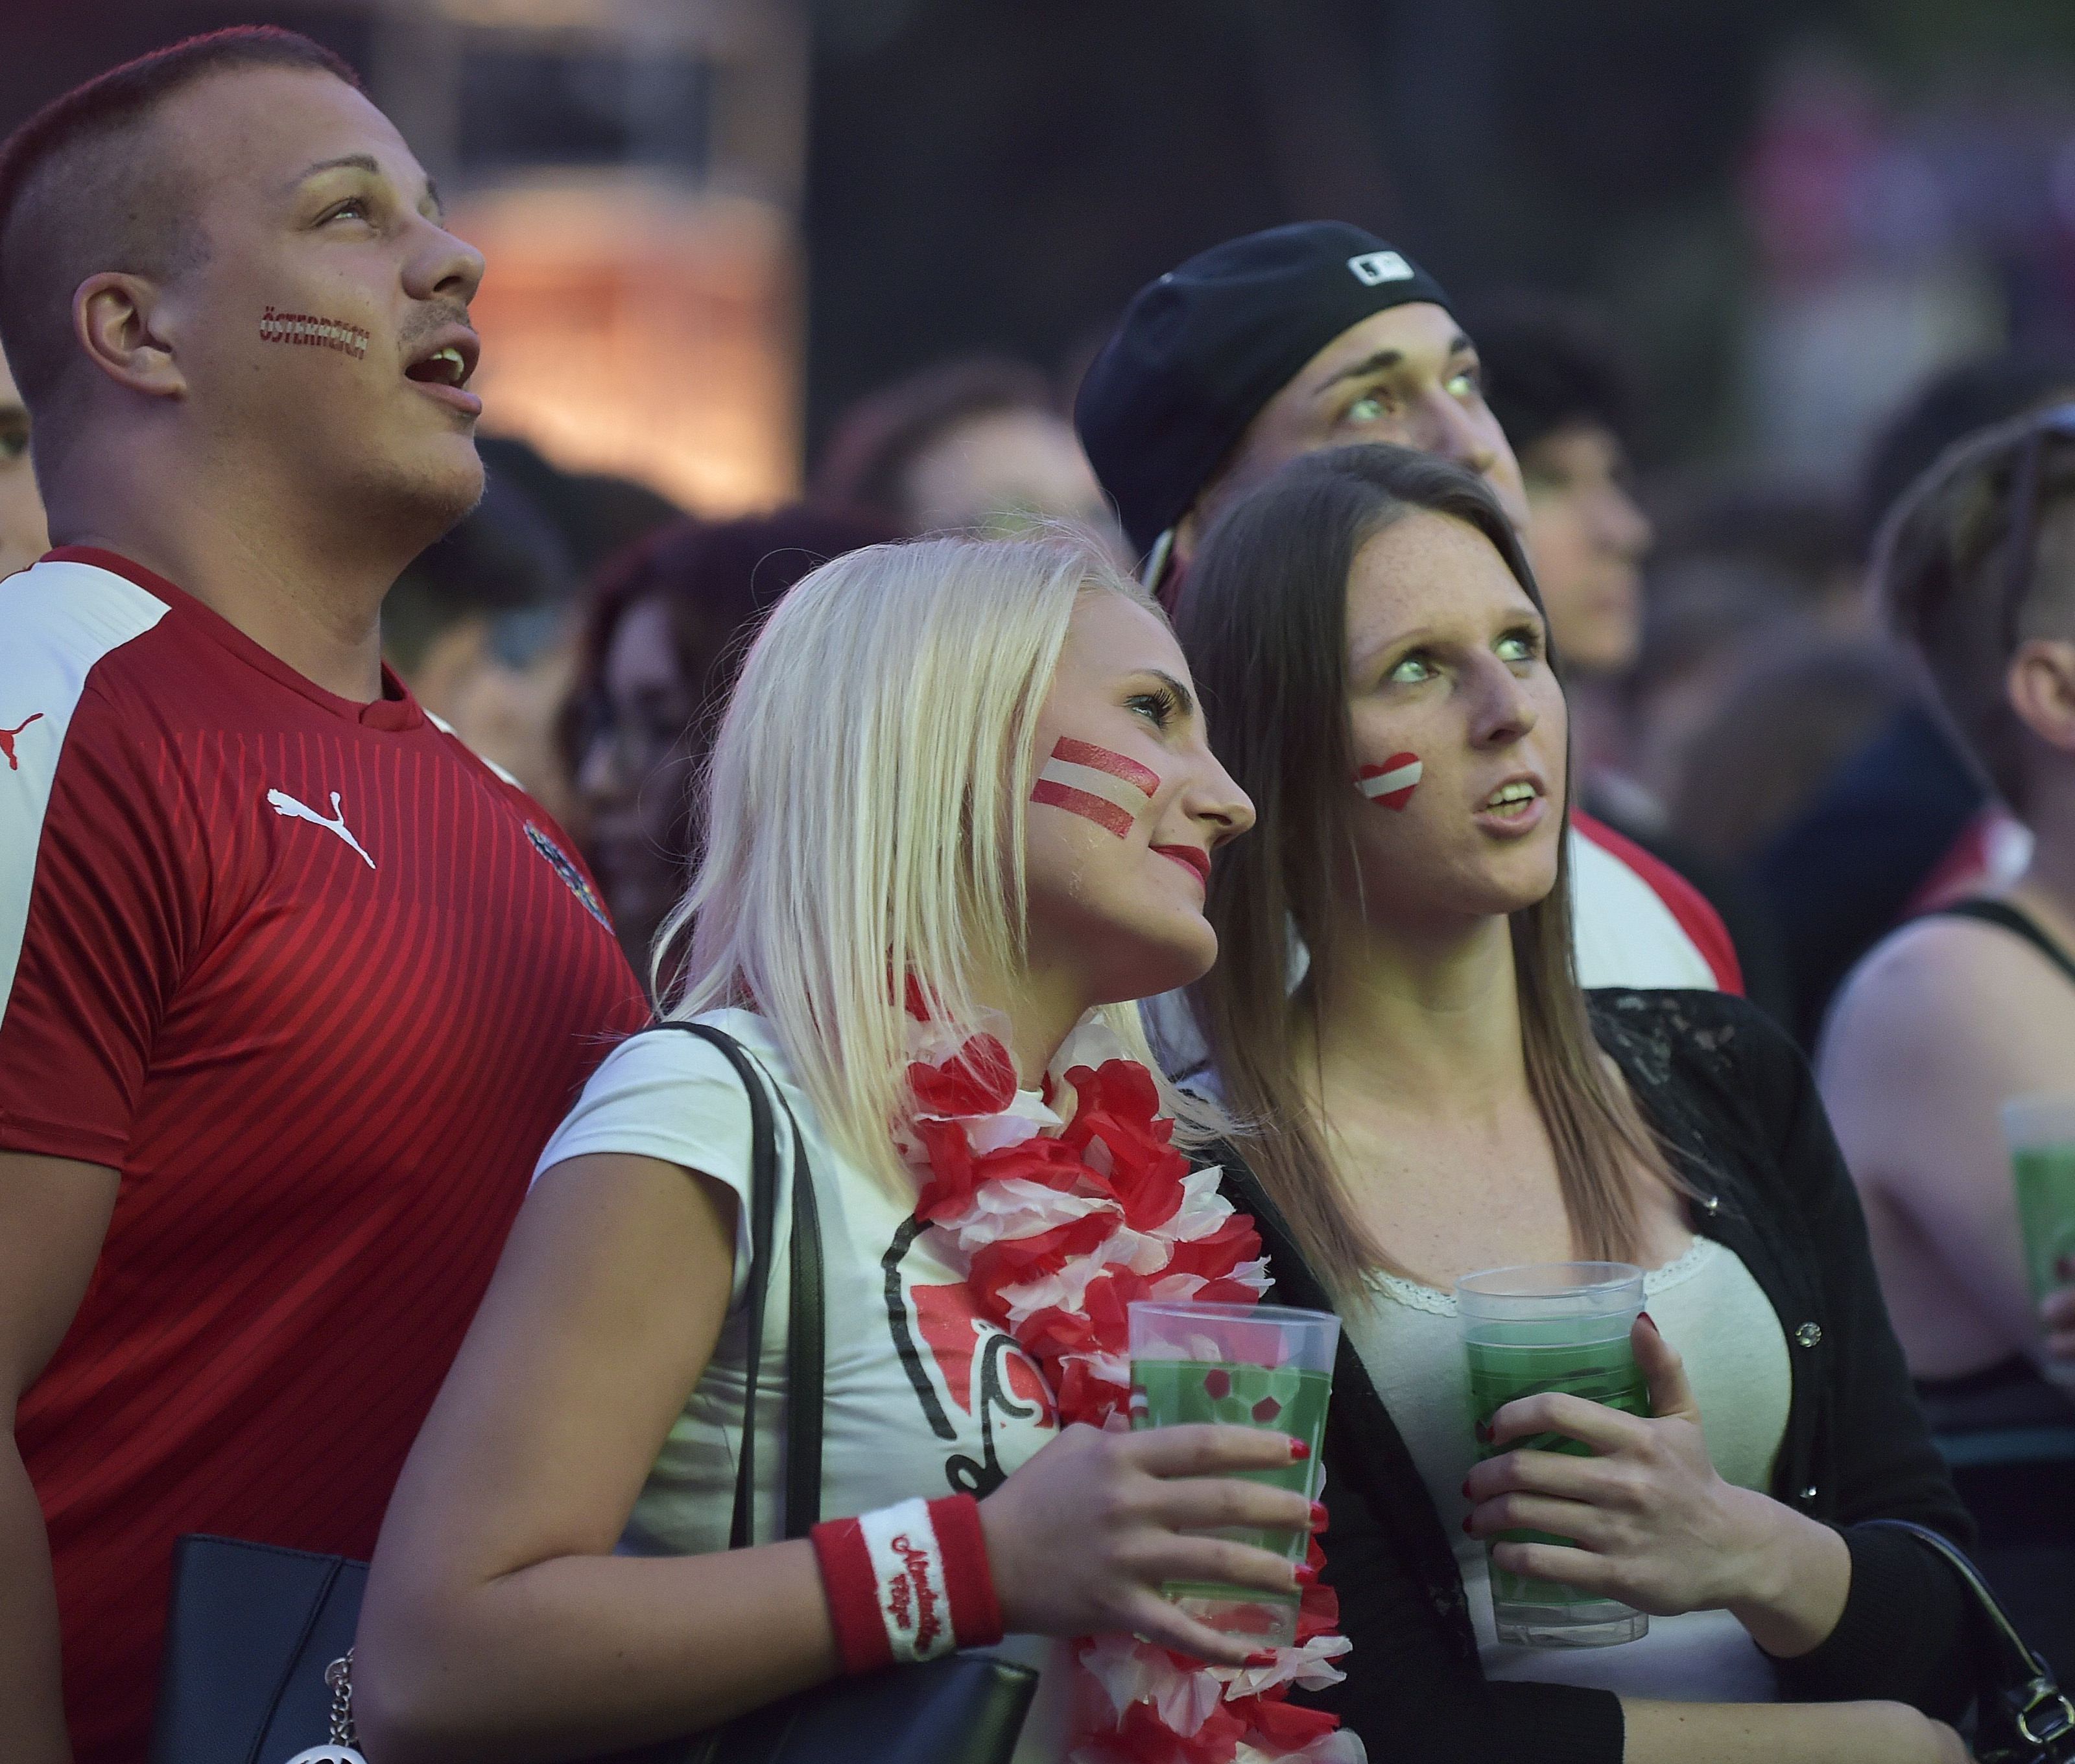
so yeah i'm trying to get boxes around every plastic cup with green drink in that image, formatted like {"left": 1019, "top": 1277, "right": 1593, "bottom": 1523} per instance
{"left": 1126, "top": 1299, "right": 1339, "bottom": 1649}
{"left": 2002, "top": 1097, "right": 2075, "bottom": 1371}
{"left": 1456, "top": 1261, "right": 1650, "bottom": 1648}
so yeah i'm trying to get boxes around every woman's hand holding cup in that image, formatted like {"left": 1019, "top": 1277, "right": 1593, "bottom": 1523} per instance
{"left": 1464, "top": 1315, "right": 1850, "bottom": 1655}
{"left": 977, "top": 1421, "right": 1316, "bottom": 1663}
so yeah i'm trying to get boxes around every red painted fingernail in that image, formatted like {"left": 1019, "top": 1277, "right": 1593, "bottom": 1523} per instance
{"left": 1244, "top": 1649, "right": 1279, "bottom": 1667}
{"left": 1309, "top": 1500, "right": 1329, "bottom": 1532}
{"left": 1474, "top": 1420, "right": 1491, "bottom": 1444}
{"left": 1293, "top": 1562, "right": 1318, "bottom": 1587}
{"left": 1638, "top": 1311, "right": 1659, "bottom": 1333}
{"left": 1462, "top": 1514, "right": 1475, "bottom": 1535}
{"left": 1288, "top": 1438, "right": 1310, "bottom": 1461}
{"left": 1459, "top": 1478, "right": 1472, "bottom": 1499}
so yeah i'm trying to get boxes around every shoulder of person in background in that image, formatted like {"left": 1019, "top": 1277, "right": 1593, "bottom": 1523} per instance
{"left": 1818, "top": 903, "right": 2075, "bottom": 1380}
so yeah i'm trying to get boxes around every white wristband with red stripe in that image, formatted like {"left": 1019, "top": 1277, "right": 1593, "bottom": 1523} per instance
{"left": 810, "top": 1493, "right": 1004, "bottom": 1671}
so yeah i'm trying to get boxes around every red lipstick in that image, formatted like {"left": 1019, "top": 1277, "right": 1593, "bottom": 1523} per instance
{"left": 1152, "top": 843, "right": 1211, "bottom": 891}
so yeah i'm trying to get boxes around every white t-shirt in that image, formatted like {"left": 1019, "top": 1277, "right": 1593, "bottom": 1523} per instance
{"left": 533, "top": 1007, "right": 1069, "bottom": 1760}
{"left": 1342, "top": 1236, "right": 1792, "bottom": 1702}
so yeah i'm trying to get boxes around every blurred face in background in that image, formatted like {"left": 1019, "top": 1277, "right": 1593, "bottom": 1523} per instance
{"left": 900, "top": 406, "right": 1116, "bottom": 542}
{"left": 1180, "top": 302, "right": 1530, "bottom": 561}
{"left": 576, "top": 594, "right": 696, "bottom": 962}
{"left": 0, "top": 345, "right": 48, "bottom": 578}
{"left": 1517, "top": 421, "right": 1652, "bottom": 677}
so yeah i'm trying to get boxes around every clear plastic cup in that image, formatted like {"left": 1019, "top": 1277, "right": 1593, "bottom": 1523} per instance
{"left": 1126, "top": 1300, "right": 1340, "bottom": 1649}
{"left": 2004, "top": 1098, "right": 2075, "bottom": 1374}
{"left": 1456, "top": 1262, "right": 1649, "bottom": 1648}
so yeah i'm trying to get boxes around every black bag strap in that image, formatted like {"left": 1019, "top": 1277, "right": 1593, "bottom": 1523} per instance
{"left": 783, "top": 1106, "right": 825, "bottom": 1531}
{"left": 1862, "top": 1518, "right": 2075, "bottom": 1759}
{"left": 647, "top": 1022, "right": 825, "bottom": 1544}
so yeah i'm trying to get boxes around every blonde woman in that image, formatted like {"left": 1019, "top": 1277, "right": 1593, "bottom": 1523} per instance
{"left": 353, "top": 537, "right": 1332, "bottom": 1763}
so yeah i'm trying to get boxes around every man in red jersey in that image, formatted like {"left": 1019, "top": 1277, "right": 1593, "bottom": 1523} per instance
{"left": 1075, "top": 223, "right": 1743, "bottom": 996}
{"left": 0, "top": 30, "right": 641, "bottom": 1762}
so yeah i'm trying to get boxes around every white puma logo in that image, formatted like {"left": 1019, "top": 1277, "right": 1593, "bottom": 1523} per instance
{"left": 267, "top": 787, "right": 375, "bottom": 869}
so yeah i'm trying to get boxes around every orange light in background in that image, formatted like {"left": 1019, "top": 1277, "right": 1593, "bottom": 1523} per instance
{"left": 451, "top": 176, "right": 800, "bottom": 515}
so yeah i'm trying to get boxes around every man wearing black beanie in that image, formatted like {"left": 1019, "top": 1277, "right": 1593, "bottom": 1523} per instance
{"left": 1076, "top": 221, "right": 1742, "bottom": 996}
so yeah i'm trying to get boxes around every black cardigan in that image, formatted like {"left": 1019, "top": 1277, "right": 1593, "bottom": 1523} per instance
{"left": 1215, "top": 989, "right": 1987, "bottom": 1764}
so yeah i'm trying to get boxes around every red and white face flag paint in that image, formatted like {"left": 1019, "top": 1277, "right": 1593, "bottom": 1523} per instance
{"left": 1032, "top": 735, "right": 1159, "bottom": 840}
{"left": 1357, "top": 751, "right": 1423, "bottom": 812}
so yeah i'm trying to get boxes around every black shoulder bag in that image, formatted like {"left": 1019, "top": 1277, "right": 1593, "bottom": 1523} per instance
{"left": 148, "top": 1022, "right": 1036, "bottom": 1764}
{"left": 1864, "top": 1518, "right": 2074, "bottom": 1763}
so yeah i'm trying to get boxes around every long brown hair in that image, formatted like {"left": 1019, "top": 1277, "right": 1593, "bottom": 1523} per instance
{"left": 1175, "top": 443, "right": 1683, "bottom": 1294}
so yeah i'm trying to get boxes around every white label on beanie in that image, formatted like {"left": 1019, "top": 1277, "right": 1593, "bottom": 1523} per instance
{"left": 1347, "top": 250, "right": 1414, "bottom": 287}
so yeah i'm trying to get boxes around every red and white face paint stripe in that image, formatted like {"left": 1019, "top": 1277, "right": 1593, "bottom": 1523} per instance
{"left": 1032, "top": 736, "right": 1160, "bottom": 840}
{"left": 1357, "top": 751, "right": 1423, "bottom": 812}
{"left": 811, "top": 1492, "right": 1002, "bottom": 1671}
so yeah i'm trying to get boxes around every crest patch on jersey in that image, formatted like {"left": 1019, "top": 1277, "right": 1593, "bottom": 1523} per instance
{"left": 525, "top": 823, "right": 612, "bottom": 930}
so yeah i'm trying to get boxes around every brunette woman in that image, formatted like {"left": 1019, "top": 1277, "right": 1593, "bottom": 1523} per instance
{"left": 353, "top": 535, "right": 1357, "bottom": 1763}
{"left": 1172, "top": 444, "right": 1980, "bottom": 1763}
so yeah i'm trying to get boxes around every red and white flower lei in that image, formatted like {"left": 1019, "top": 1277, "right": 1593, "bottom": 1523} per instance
{"left": 897, "top": 1004, "right": 1366, "bottom": 1764}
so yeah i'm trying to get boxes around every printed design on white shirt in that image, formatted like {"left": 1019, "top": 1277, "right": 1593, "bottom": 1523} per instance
{"left": 266, "top": 788, "right": 375, "bottom": 869}
{"left": 883, "top": 1217, "right": 1058, "bottom": 1498}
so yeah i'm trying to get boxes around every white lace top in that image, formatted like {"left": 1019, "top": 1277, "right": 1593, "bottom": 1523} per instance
{"left": 1342, "top": 1235, "right": 1795, "bottom": 1701}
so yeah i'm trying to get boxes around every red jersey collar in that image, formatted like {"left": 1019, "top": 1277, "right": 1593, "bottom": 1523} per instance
{"left": 43, "top": 546, "right": 425, "bottom": 733}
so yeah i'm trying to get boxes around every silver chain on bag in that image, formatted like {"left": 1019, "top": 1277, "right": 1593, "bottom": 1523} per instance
{"left": 281, "top": 1649, "right": 364, "bottom": 1764}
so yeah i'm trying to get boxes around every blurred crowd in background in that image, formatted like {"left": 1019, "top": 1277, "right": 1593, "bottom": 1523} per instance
{"left": 6, "top": 3, "right": 2075, "bottom": 1735}
{"left": 7, "top": 5, "right": 2075, "bottom": 1057}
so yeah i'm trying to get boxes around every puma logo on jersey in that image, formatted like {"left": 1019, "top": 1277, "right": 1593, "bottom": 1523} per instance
{"left": 267, "top": 787, "right": 375, "bottom": 869}
{"left": 0, "top": 712, "right": 43, "bottom": 770}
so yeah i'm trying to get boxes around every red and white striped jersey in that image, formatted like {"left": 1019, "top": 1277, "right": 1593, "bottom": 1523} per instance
{"left": 0, "top": 548, "right": 643, "bottom": 1764}
{"left": 1571, "top": 810, "right": 1742, "bottom": 994}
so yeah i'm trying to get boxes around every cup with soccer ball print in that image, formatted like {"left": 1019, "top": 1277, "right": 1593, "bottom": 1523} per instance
{"left": 1126, "top": 1299, "right": 1339, "bottom": 1648}
{"left": 1456, "top": 1261, "right": 1650, "bottom": 1647}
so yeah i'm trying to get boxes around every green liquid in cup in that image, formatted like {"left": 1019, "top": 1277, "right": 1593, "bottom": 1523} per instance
{"left": 1467, "top": 1334, "right": 1648, "bottom": 1621}
{"left": 2014, "top": 1144, "right": 2075, "bottom": 1307}
{"left": 1130, "top": 1358, "right": 1330, "bottom": 1640}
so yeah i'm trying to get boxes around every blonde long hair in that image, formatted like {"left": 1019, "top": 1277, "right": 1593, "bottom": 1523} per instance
{"left": 656, "top": 532, "right": 1190, "bottom": 1194}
